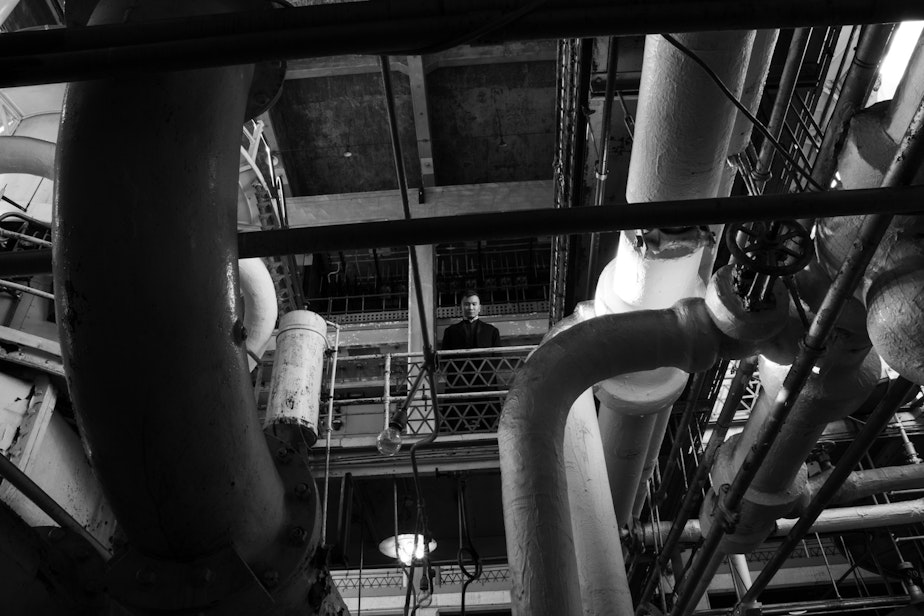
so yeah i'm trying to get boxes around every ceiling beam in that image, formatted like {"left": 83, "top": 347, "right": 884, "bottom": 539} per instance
{"left": 407, "top": 55, "right": 435, "bottom": 190}
{"left": 10, "top": 185, "right": 924, "bottom": 276}
{"left": 0, "top": 0, "right": 921, "bottom": 87}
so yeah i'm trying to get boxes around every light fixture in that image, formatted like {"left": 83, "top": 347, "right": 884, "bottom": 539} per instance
{"left": 378, "top": 533, "right": 437, "bottom": 565}
{"left": 377, "top": 406, "right": 407, "bottom": 457}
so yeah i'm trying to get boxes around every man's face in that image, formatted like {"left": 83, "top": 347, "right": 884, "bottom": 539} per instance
{"left": 461, "top": 294, "right": 481, "bottom": 321}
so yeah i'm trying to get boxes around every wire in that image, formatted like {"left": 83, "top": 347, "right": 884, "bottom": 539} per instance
{"left": 408, "top": 0, "right": 549, "bottom": 56}
{"left": 659, "top": 33, "right": 826, "bottom": 193}
{"left": 457, "top": 477, "right": 483, "bottom": 615}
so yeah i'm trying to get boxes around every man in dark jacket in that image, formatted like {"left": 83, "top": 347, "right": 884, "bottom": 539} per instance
{"left": 441, "top": 291, "right": 500, "bottom": 351}
{"left": 440, "top": 290, "right": 501, "bottom": 432}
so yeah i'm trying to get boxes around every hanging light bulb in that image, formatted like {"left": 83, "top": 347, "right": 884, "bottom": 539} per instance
{"left": 377, "top": 407, "right": 408, "bottom": 457}
{"left": 378, "top": 533, "right": 437, "bottom": 565}
{"left": 376, "top": 426, "right": 403, "bottom": 456}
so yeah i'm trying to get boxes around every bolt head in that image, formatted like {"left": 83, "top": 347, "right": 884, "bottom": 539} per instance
{"left": 288, "top": 525, "right": 309, "bottom": 546}
{"left": 262, "top": 568, "right": 279, "bottom": 588}
{"left": 294, "top": 482, "right": 310, "bottom": 500}
{"left": 276, "top": 447, "right": 291, "bottom": 463}
{"left": 135, "top": 566, "right": 157, "bottom": 587}
{"left": 47, "top": 527, "right": 66, "bottom": 542}
{"left": 192, "top": 566, "right": 214, "bottom": 587}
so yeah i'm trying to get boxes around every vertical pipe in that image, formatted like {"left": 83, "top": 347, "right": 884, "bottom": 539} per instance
{"left": 564, "top": 389, "right": 634, "bottom": 616}
{"left": 753, "top": 28, "right": 812, "bottom": 190}
{"left": 584, "top": 36, "right": 619, "bottom": 300}
{"left": 54, "top": 0, "right": 286, "bottom": 563}
{"left": 636, "top": 358, "right": 757, "bottom": 608}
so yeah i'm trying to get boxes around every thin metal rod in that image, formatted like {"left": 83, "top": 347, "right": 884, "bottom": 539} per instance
{"left": 637, "top": 358, "right": 757, "bottom": 607}
{"left": 0, "top": 227, "right": 52, "bottom": 247}
{"left": 584, "top": 35, "right": 618, "bottom": 300}
{"left": 732, "top": 378, "right": 917, "bottom": 611}
{"left": 0, "top": 452, "right": 110, "bottom": 561}
{"left": 651, "top": 372, "right": 709, "bottom": 505}
{"left": 698, "top": 595, "right": 910, "bottom": 616}
{"left": 321, "top": 322, "right": 341, "bottom": 547}
{"left": 0, "top": 1, "right": 921, "bottom": 88}
{"left": 0, "top": 279, "right": 54, "bottom": 300}
{"left": 754, "top": 27, "right": 812, "bottom": 186}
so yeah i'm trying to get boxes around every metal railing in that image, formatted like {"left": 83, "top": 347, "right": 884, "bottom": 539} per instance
{"left": 328, "top": 345, "right": 536, "bottom": 438}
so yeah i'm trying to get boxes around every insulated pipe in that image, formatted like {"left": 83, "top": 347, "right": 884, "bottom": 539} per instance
{"left": 809, "top": 463, "right": 924, "bottom": 506}
{"left": 719, "top": 29, "right": 780, "bottom": 196}
{"left": 808, "top": 24, "right": 895, "bottom": 193}
{"left": 636, "top": 357, "right": 758, "bottom": 609}
{"left": 675, "top": 217, "right": 900, "bottom": 614}
{"left": 637, "top": 493, "right": 924, "bottom": 546}
{"left": 54, "top": 0, "right": 286, "bottom": 564}
{"left": 595, "top": 31, "right": 754, "bottom": 524}
{"left": 238, "top": 257, "right": 277, "bottom": 371}
{"left": 735, "top": 377, "right": 919, "bottom": 610}
{"left": 499, "top": 288, "right": 785, "bottom": 616}
{"left": 543, "top": 301, "right": 632, "bottom": 614}
{"left": 265, "top": 310, "right": 329, "bottom": 446}
{"left": 564, "top": 389, "right": 633, "bottom": 616}
{"left": 0, "top": 136, "right": 55, "bottom": 179}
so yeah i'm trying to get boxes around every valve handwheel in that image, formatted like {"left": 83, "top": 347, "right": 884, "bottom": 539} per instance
{"left": 726, "top": 220, "right": 813, "bottom": 276}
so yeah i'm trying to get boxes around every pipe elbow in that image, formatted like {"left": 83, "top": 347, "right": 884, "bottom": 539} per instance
{"left": 239, "top": 257, "right": 278, "bottom": 371}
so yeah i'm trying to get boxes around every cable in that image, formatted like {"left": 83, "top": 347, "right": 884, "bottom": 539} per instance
{"left": 659, "top": 33, "right": 826, "bottom": 193}
{"left": 457, "top": 477, "right": 483, "bottom": 615}
{"left": 408, "top": 0, "right": 549, "bottom": 56}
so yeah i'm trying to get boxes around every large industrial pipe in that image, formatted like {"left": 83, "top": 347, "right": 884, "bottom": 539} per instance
{"left": 499, "top": 279, "right": 787, "bottom": 616}
{"left": 594, "top": 30, "right": 755, "bottom": 526}
{"left": 815, "top": 33, "right": 924, "bottom": 384}
{"left": 0, "top": 136, "right": 55, "bottom": 179}
{"left": 54, "top": 0, "right": 287, "bottom": 569}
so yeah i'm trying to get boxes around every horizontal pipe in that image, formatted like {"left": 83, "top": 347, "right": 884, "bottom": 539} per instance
{"left": 815, "top": 463, "right": 924, "bottom": 505}
{"left": 696, "top": 595, "right": 911, "bottom": 616}
{"left": 7, "top": 184, "right": 924, "bottom": 277}
{"left": 0, "top": 1, "right": 921, "bottom": 87}
{"left": 639, "top": 496, "right": 924, "bottom": 545}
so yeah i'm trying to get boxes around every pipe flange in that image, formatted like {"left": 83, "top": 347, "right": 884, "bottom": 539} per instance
{"left": 247, "top": 59, "right": 287, "bottom": 121}
{"left": 106, "top": 543, "right": 274, "bottom": 614}
{"left": 105, "top": 434, "right": 319, "bottom": 612}
{"left": 250, "top": 434, "right": 322, "bottom": 594}
{"left": 37, "top": 526, "right": 108, "bottom": 612}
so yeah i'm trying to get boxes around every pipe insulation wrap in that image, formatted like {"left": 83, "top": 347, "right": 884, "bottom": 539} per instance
{"left": 564, "top": 389, "right": 634, "bottom": 616}
{"left": 627, "top": 30, "right": 756, "bottom": 205}
{"left": 238, "top": 257, "right": 277, "bottom": 371}
{"left": 0, "top": 135, "right": 55, "bottom": 179}
{"left": 500, "top": 298, "right": 752, "bottom": 616}
{"left": 265, "top": 309, "right": 329, "bottom": 445}
{"left": 53, "top": 0, "right": 286, "bottom": 564}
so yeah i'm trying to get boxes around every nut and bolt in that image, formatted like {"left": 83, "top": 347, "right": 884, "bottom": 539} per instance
{"left": 288, "top": 525, "right": 309, "bottom": 546}
{"left": 294, "top": 482, "right": 311, "bottom": 500}
{"left": 262, "top": 568, "right": 280, "bottom": 589}
{"left": 192, "top": 566, "right": 214, "bottom": 587}
{"left": 135, "top": 566, "right": 157, "bottom": 587}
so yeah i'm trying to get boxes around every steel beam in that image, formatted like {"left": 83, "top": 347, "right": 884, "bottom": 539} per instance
{"left": 0, "top": 0, "right": 921, "bottom": 87}
{"left": 7, "top": 184, "right": 924, "bottom": 276}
